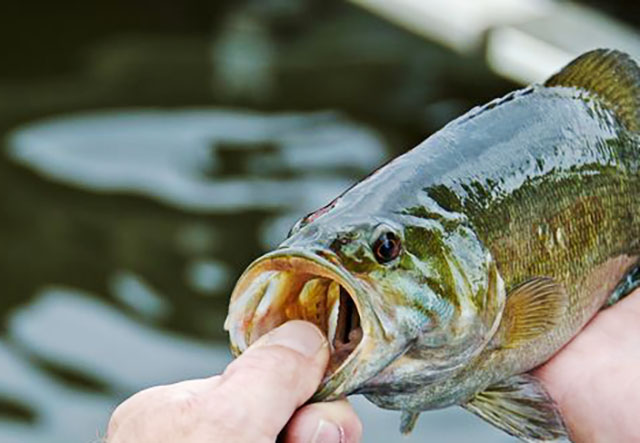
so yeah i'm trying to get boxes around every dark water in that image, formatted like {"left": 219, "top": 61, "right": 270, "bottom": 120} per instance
{"left": 0, "top": 2, "right": 519, "bottom": 442}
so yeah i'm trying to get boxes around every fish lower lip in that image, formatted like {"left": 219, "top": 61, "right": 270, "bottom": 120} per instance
{"left": 226, "top": 250, "right": 365, "bottom": 378}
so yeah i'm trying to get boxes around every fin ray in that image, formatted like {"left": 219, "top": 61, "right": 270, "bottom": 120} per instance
{"left": 463, "top": 374, "right": 568, "bottom": 442}
{"left": 545, "top": 49, "right": 640, "bottom": 131}
{"left": 399, "top": 410, "right": 420, "bottom": 434}
{"left": 606, "top": 262, "right": 640, "bottom": 307}
{"left": 498, "top": 278, "right": 566, "bottom": 348}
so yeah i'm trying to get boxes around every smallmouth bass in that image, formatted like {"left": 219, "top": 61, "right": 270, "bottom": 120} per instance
{"left": 225, "top": 49, "right": 640, "bottom": 441}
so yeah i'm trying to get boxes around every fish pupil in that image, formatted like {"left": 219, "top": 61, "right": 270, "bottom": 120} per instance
{"left": 373, "top": 232, "right": 401, "bottom": 263}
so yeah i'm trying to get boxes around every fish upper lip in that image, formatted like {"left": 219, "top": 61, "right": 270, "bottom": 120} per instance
{"left": 225, "top": 247, "right": 390, "bottom": 399}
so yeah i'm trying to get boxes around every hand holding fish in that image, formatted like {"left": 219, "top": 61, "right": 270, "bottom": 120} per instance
{"left": 105, "top": 321, "right": 362, "bottom": 443}
{"left": 536, "top": 288, "right": 640, "bottom": 442}
{"left": 103, "top": 294, "right": 640, "bottom": 443}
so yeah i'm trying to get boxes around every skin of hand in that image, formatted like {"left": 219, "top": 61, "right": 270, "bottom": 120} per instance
{"left": 535, "top": 289, "right": 640, "bottom": 443}
{"left": 106, "top": 291, "right": 640, "bottom": 443}
{"left": 105, "top": 320, "right": 362, "bottom": 443}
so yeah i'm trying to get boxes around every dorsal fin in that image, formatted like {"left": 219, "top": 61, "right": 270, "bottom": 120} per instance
{"left": 545, "top": 49, "right": 640, "bottom": 131}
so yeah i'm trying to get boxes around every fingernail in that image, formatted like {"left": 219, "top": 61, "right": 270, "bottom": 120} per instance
{"left": 256, "top": 321, "right": 326, "bottom": 357}
{"left": 311, "top": 419, "right": 343, "bottom": 443}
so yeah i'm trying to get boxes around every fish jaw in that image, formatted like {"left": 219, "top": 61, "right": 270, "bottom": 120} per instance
{"left": 224, "top": 248, "right": 403, "bottom": 400}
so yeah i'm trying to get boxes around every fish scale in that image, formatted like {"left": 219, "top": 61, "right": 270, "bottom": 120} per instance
{"left": 227, "top": 49, "right": 640, "bottom": 442}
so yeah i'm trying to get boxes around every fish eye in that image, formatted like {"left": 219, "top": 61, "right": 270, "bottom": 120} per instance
{"left": 372, "top": 231, "right": 402, "bottom": 264}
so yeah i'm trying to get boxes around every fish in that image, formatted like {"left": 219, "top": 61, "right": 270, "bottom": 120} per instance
{"left": 224, "top": 49, "right": 640, "bottom": 442}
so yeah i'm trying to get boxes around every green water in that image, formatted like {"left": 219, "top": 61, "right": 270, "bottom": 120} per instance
{"left": 0, "top": 1, "right": 520, "bottom": 441}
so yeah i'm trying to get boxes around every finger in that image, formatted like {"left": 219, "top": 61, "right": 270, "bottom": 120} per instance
{"left": 534, "top": 287, "right": 640, "bottom": 443}
{"left": 213, "top": 321, "right": 330, "bottom": 441}
{"left": 282, "top": 399, "right": 363, "bottom": 443}
{"left": 601, "top": 287, "right": 640, "bottom": 337}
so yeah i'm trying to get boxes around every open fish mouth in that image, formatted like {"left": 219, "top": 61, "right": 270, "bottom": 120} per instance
{"left": 225, "top": 248, "right": 379, "bottom": 399}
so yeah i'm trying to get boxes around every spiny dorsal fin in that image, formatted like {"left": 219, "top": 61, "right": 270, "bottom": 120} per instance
{"left": 545, "top": 49, "right": 640, "bottom": 131}
{"left": 498, "top": 278, "right": 566, "bottom": 349}
{"left": 463, "top": 374, "right": 568, "bottom": 442}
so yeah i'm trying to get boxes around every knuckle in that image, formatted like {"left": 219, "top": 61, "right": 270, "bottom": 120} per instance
{"left": 107, "top": 384, "right": 205, "bottom": 441}
{"left": 106, "top": 405, "right": 124, "bottom": 438}
{"left": 165, "top": 386, "right": 204, "bottom": 416}
{"left": 107, "top": 386, "right": 161, "bottom": 436}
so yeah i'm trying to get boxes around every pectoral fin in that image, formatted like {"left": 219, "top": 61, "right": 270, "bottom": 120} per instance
{"left": 496, "top": 277, "right": 566, "bottom": 349}
{"left": 399, "top": 410, "right": 420, "bottom": 434}
{"left": 463, "top": 374, "right": 568, "bottom": 442}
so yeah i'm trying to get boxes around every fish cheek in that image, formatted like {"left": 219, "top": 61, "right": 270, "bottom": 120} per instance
{"left": 411, "top": 322, "right": 453, "bottom": 352}
{"left": 382, "top": 273, "right": 453, "bottom": 341}
{"left": 389, "top": 230, "right": 458, "bottom": 336}
{"left": 403, "top": 226, "right": 442, "bottom": 260}
{"left": 404, "top": 228, "right": 464, "bottom": 311}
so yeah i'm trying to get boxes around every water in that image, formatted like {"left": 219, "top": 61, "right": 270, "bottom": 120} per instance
{"left": 0, "top": 1, "right": 517, "bottom": 442}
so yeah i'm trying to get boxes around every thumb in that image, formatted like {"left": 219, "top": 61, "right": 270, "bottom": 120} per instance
{"left": 215, "top": 321, "right": 330, "bottom": 440}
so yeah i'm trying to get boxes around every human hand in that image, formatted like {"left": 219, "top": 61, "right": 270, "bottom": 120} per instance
{"left": 106, "top": 320, "right": 362, "bottom": 443}
{"left": 535, "top": 289, "right": 640, "bottom": 442}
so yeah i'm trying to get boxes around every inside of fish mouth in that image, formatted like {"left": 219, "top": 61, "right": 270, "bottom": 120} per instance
{"left": 249, "top": 272, "right": 363, "bottom": 372}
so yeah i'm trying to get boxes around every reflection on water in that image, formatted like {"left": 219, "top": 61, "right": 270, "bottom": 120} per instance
{"left": 2, "top": 288, "right": 230, "bottom": 443}
{"left": 110, "top": 271, "right": 172, "bottom": 321}
{"left": 0, "top": 2, "right": 521, "bottom": 442}
{"left": 8, "top": 110, "right": 385, "bottom": 213}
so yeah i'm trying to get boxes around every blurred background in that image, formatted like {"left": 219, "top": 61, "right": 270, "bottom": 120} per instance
{"left": 0, "top": 0, "right": 638, "bottom": 442}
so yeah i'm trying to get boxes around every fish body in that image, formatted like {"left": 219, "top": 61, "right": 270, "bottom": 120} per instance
{"left": 225, "top": 50, "right": 640, "bottom": 441}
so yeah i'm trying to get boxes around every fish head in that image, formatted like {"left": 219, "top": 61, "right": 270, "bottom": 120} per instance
{"left": 225, "top": 198, "right": 506, "bottom": 402}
